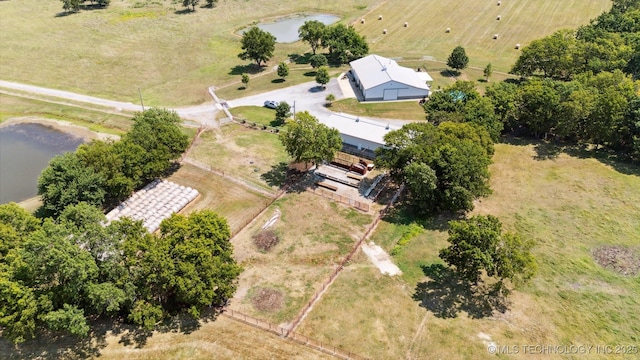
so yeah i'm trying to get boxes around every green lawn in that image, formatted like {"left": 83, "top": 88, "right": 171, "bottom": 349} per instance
{"left": 0, "top": 94, "right": 131, "bottom": 134}
{"left": 330, "top": 98, "right": 426, "bottom": 121}
{"left": 299, "top": 141, "right": 640, "bottom": 359}
{"left": 228, "top": 106, "right": 280, "bottom": 127}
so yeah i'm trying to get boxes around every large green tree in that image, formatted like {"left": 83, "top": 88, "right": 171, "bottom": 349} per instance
{"left": 238, "top": 27, "right": 276, "bottom": 67}
{"left": 298, "top": 20, "right": 326, "bottom": 54}
{"left": 279, "top": 111, "right": 342, "bottom": 168}
{"left": 376, "top": 122, "right": 493, "bottom": 214}
{"left": 122, "top": 108, "right": 189, "bottom": 185}
{"left": 315, "top": 66, "right": 330, "bottom": 88}
{"left": 321, "top": 24, "right": 368, "bottom": 65}
{"left": 447, "top": 46, "right": 469, "bottom": 72}
{"left": 439, "top": 215, "right": 537, "bottom": 292}
{"left": 37, "top": 152, "right": 107, "bottom": 218}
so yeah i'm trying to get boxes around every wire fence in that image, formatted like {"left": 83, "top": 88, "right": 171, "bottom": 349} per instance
{"left": 288, "top": 184, "right": 405, "bottom": 333}
{"left": 222, "top": 309, "right": 370, "bottom": 360}
{"left": 307, "top": 186, "right": 370, "bottom": 212}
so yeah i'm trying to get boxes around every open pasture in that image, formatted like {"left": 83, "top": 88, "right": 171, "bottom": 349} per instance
{"left": 354, "top": 0, "right": 611, "bottom": 72}
{"left": 0, "top": 0, "right": 383, "bottom": 106}
{"left": 299, "top": 141, "right": 640, "bottom": 359}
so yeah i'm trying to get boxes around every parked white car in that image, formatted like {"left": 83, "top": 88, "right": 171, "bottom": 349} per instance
{"left": 264, "top": 100, "right": 279, "bottom": 109}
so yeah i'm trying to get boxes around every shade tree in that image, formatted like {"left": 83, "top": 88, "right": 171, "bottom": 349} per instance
{"left": 279, "top": 111, "right": 342, "bottom": 168}
{"left": 238, "top": 27, "right": 276, "bottom": 67}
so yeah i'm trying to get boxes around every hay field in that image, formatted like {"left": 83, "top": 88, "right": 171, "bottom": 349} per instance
{"left": 0, "top": 0, "right": 382, "bottom": 106}
{"left": 299, "top": 142, "right": 640, "bottom": 359}
{"left": 356, "top": 0, "right": 611, "bottom": 72}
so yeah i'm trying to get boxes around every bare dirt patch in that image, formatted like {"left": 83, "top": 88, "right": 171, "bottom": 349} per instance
{"left": 253, "top": 229, "right": 280, "bottom": 252}
{"left": 592, "top": 246, "right": 640, "bottom": 276}
{"left": 250, "top": 287, "right": 286, "bottom": 313}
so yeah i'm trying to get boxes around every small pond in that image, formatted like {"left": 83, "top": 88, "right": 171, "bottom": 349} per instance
{"left": 238, "top": 14, "right": 340, "bottom": 43}
{"left": 0, "top": 123, "right": 84, "bottom": 204}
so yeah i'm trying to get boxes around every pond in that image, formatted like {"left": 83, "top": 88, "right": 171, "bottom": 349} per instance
{"left": 0, "top": 123, "right": 84, "bottom": 204}
{"left": 239, "top": 14, "right": 340, "bottom": 43}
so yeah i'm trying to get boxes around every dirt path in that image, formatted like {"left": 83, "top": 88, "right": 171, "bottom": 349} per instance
{"left": 0, "top": 80, "right": 220, "bottom": 128}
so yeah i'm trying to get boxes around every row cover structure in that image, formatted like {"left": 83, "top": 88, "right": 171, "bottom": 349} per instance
{"left": 105, "top": 179, "right": 199, "bottom": 233}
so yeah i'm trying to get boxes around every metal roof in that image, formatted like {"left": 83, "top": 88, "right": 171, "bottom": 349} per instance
{"left": 350, "top": 54, "right": 432, "bottom": 91}
{"left": 319, "top": 112, "right": 400, "bottom": 146}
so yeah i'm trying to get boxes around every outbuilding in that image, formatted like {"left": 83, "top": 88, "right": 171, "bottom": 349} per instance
{"left": 319, "top": 112, "right": 400, "bottom": 158}
{"left": 350, "top": 54, "right": 432, "bottom": 101}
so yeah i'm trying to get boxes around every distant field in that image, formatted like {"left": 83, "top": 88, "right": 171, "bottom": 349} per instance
{"left": 0, "top": 0, "right": 608, "bottom": 107}
{"left": 299, "top": 142, "right": 640, "bottom": 359}
{"left": 356, "top": 0, "right": 611, "bottom": 72}
{"left": 0, "top": 0, "right": 382, "bottom": 106}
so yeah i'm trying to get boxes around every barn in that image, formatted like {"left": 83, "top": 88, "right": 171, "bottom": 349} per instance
{"left": 349, "top": 54, "right": 432, "bottom": 101}
{"left": 319, "top": 112, "right": 400, "bottom": 158}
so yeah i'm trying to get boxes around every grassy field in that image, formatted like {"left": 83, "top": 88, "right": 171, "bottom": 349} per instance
{"left": 227, "top": 106, "right": 280, "bottom": 127}
{"left": 229, "top": 192, "right": 373, "bottom": 325}
{"left": 187, "top": 123, "right": 290, "bottom": 192}
{"left": 0, "top": 0, "right": 608, "bottom": 107}
{"left": 330, "top": 98, "right": 426, "bottom": 121}
{"left": 0, "top": 0, "right": 381, "bottom": 106}
{"left": 167, "top": 163, "right": 270, "bottom": 234}
{"left": 0, "top": 94, "right": 132, "bottom": 134}
{"left": 298, "top": 141, "right": 640, "bottom": 359}
{"left": 359, "top": 0, "right": 611, "bottom": 72}
{"left": 0, "top": 315, "right": 335, "bottom": 360}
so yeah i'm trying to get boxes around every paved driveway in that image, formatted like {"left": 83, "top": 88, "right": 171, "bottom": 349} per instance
{"left": 225, "top": 78, "right": 344, "bottom": 121}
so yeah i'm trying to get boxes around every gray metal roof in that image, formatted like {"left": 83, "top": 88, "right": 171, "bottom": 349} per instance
{"left": 319, "top": 112, "right": 400, "bottom": 146}
{"left": 350, "top": 54, "right": 432, "bottom": 91}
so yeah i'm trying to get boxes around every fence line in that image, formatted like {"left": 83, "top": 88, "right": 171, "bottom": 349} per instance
{"left": 222, "top": 309, "right": 369, "bottom": 360}
{"left": 287, "top": 184, "right": 405, "bottom": 333}
{"left": 307, "top": 187, "right": 370, "bottom": 212}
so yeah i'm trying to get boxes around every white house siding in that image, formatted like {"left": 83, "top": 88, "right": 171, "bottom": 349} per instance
{"left": 364, "top": 82, "right": 429, "bottom": 101}
{"left": 341, "top": 133, "right": 382, "bottom": 152}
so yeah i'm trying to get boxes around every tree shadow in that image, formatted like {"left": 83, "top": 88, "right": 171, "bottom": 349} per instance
{"left": 440, "top": 69, "right": 459, "bottom": 78}
{"left": 500, "top": 135, "right": 640, "bottom": 176}
{"left": 174, "top": 8, "right": 195, "bottom": 15}
{"left": 303, "top": 71, "right": 317, "bottom": 77}
{"left": 413, "top": 264, "right": 510, "bottom": 319}
{"left": 291, "top": 53, "right": 312, "bottom": 64}
{"left": 380, "top": 199, "right": 463, "bottom": 232}
{"left": 308, "top": 86, "right": 324, "bottom": 93}
{"left": 260, "top": 162, "right": 288, "bottom": 188}
{"left": 238, "top": 86, "right": 247, "bottom": 90}
{"left": 271, "top": 78, "right": 285, "bottom": 84}
{"left": 55, "top": 4, "right": 106, "bottom": 17}
{"left": 229, "top": 64, "right": 263, "bottom": 76}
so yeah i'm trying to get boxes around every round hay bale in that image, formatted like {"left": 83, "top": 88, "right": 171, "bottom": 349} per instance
{"left": 497, "top": 15, "right": 501, "bottom": 20}
{"left": 515, "top": 43, "right": 521, "bottom": 49}
{"left": 383, "top": 28, "right": 387, "bottom": 34}
{"left": 378, "top": 15, "right": 383, "bottom": 20}
{"left": 497, "top": 1, "right": 501, "bottom": 5}
{"left": 361, "top": 18, "right": 365, "bottom": 24}
{"left": 404, "top": 22, "right": 408, "bottom": 27}
{"left": 446, "top": 27, "right": 451, "bottom": 33}
{"left": 493, "top": 33, "right": 499, "bottom": 39}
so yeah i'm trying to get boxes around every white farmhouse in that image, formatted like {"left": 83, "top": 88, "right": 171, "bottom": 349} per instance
{"left": 349, "top": 54, "right": 432, "bottom": 101}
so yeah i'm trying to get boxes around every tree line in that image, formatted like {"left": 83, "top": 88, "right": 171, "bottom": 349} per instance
{"left": 60, "top": 0, "right": 218, "bottom": 13}
{"left": 37, "top": 108, "right": 189, "bottom": 218}
{"left": 0, "top": 203, "right": 241, "bottom": 343}
{"left": 1, "top": 108, "right": 241, "bottom": 344}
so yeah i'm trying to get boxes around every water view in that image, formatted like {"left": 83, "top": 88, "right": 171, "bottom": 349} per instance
{"left": 239, "top": 14, "right": 340, "bottom": 43}
{"left": 0, "top": 123, "right": 84, "bottom": 204}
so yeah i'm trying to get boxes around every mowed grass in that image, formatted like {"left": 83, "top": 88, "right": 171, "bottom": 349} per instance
{"left": 229, "top": 192, "right": 373, "bottom": 325}
{"left": 0, "top": 94, "right": 131, "bottom": 134}
{"left": 167, "top": 163, "right": 270, "bottom": 234}
{"left": 0, "top": 315, "right": 335, "bottom": 360}
{"left": 0, "top": 0, "right": 382, "bottom": 106}
{"left": 299, "top": 142, "right": 640, "bottom": 359}
{"left": 228, "top": 106, "right": 279, "bottom": 127}
{"left": 357, "top": 0, "right": 611, "bottom": 72}
{"left": 187, "top": 123, "right": 289, "bottom": 192}
{"left": 330, "top": 98, "right": 426, "bottom": 121}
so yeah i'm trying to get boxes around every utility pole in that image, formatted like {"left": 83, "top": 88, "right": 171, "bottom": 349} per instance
{"left": 138, "top": 88, "right": 145, "bottom": 111}
{"left": 293, "top": 100, "right": 296, "bottom": 120}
